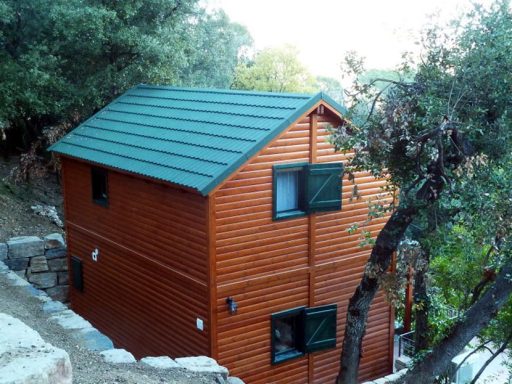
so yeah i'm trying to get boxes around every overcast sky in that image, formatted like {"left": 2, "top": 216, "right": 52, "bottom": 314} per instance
{"left": 209, "top": 0, "right": 493, "bottom": 79}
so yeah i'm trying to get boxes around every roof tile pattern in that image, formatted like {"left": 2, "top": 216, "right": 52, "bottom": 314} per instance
{"left": 50, "top": 85, "right": 344, "bottom": 195}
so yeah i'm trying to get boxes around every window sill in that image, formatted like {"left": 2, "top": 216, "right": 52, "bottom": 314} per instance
{"left": 274, "top": 210, "right": 306, "bottom": 221}
{"left": 272, "top": 349, "right": 305, "bottom": 365}
{"left": 93, "top": 199, "right": 109, "bottom": 207}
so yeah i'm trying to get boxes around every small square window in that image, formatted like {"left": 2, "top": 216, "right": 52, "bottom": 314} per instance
{"left": 91, "top": 167, "right": 108, "bottom": 206}
{"left": 271, "top": 307, "right": 305, "bottom": 364}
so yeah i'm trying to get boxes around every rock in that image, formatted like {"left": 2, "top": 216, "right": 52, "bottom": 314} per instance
{"left": 75, "top": 328, "right": 114, "bottom": 352}
{"left": 58, "top": 271, "right": 69, "bottom": 284}
{"left": 13, "top": 270, "right": 26, "bottom": 279}
{"left": 5, "top": 257, "right": 29, "bottom": 270}
{"left": 28, "top": 271, "right": 57, "bottom": 289}
{"left": 0, "top": 243, "right": 7, "bottom": 261}
{"left": 50, "top": 310, "right": 92, "bottom": 330}
{"left": 381, "top": 370, "right": 407, "bottom": 382}
{"left": 30, "top": 255, "right": 49, "bottom": 272}
{"left": 0, "top": 313, "right": 72, "bottom": 384}
{"left": 24, "top": 285, "right": 47, "bottom": 299}
{"left": 35, "top": 293, "right": 52, "bottom": 303}
{"left": 45, "top": 248, "right": 67, "bottom": 259}
{"left": 43, "top": 300, "right": 68, "bottom": 314}
{"left": 7, "top": 236, "right": 44, "bottom": 258}
{"left": 48, "top": 258, "right": 68, "bottom": 271}
{"left": 140, "top": 356, "right": 181, "bottom": 369}
{"left": 100, "top": 349, "right": 136, "bottom": 364}
{"left": 4, "top": 271, "right": 30, "bottom": 286}
{"left": 0, "top": 261, "right": 9, "bottom": 272}
{"left": 227, "top": 378, "right": 246, "bottom": 384}
{"left": 395, "top": 355, "right": 411, "bottom": 371}
{"left": 175, "top": 356, "right": 229, "bottom": 379}
{"left": 44, "top": 233, "right": 66, "bottom": 249}
{"left": 31, "top": 205, "right": 64, "bottom": 228}
{"left": 46, "top": 285, "right": 69, "bottom": 302}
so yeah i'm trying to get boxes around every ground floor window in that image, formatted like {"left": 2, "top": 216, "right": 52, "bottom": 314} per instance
{"left": 272, "top": 307, "right": 305, "bottom": 364}
{"left": 271, "top": 304, "right": 337, "bottom": 364}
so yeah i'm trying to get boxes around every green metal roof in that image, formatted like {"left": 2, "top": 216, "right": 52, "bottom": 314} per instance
{"left": 49, "top": 85, "right": 346, "bottom": 195}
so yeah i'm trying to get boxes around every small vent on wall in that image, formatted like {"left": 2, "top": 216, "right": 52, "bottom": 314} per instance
{"left": 71, "top": 256, "right": 83, "bottom": 292}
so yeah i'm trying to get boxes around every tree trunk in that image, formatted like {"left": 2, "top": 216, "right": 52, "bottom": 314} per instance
{"left": 414, "top": 251, "right": 430, "bottom": 352}
{"left": 337, "top": 206, "right": 417, "bottom": 384}
{"left": 399, "top": 262, "right": 512, "bottom": 384}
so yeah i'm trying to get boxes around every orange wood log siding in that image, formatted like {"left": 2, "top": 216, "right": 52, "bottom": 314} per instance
{"left": 61, "top": 157, "right": 210, "bottom": 358}
{"left": 213, "top": 108, "right": 393, "bottom": 383}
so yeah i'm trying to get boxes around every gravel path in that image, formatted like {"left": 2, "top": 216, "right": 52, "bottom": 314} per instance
{"left": 0, "top": 272, "right": 219, "bottom": 384}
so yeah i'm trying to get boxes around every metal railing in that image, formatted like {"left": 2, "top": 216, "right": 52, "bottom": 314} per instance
{"left": 397, "top": 305, "right": 458, "bottom": 358}
{"left": 398, "top": 330, "right": 415, "bottom": 357}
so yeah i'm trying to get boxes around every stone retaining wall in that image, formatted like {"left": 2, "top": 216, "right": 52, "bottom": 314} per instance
{"left": 0, "top": 234, "right": 68, "bottom": 302}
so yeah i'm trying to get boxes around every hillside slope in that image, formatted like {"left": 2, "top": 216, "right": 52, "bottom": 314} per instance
{"left": 0, "top": 158, "right": 64, "bottom": 241}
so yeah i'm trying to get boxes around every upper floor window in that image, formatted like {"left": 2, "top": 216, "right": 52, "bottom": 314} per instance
{"left": 273, "top": 162, "right": 343, "bottom": 220}
{"left": 91, "top": 167, "right": 108, "bottom": 206}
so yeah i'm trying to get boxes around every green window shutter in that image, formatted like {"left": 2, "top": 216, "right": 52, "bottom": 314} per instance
{"left": 304, "top": 304, "right": 337, "bottom": 353}
{"left": 305, "top": 163, "right": 343, "bottom": 213}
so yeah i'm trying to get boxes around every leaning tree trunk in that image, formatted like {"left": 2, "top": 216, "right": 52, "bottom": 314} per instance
{"left": 337, "top": 206, "right": 417, "bottom": 384}
{"left": 399, "top": 262, "right": 512, "bottom": 384}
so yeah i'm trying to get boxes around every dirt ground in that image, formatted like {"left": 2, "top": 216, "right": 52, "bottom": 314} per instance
{"left": 0, "top": 157, "right": 65, "bottom": 241}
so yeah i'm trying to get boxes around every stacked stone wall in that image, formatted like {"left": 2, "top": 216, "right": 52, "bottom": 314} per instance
{"left": 0, "top": 234, "right": 68, "bottom": 302}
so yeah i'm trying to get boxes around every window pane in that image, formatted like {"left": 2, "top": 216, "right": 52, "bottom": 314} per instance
{"left": 274, "top": 317, "right": 297, "bottom": 353}
{"left": 91, "top": 168, "right": 108, "bottom": 205}
{"left": 276, "top": 170, "right": 299, "bottom": 212}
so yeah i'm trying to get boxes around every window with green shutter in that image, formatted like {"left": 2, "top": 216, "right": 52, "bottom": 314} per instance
{"left": 271, "top": 304, "right": 338, "bottom": 364}
{"left": 273, "top": 162, "right": 343, "bottom": 220}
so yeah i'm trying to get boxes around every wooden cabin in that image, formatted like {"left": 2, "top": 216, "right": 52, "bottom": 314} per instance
{"left": 50, "top": 85, "right": 393, "bottom": 383}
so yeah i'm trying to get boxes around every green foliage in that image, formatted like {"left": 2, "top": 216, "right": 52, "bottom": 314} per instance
{"left": 335, "top": 1, "right": 512, "bottom": 190}
{"left": 0, "top": 0, "right": 251, "bottom": 150}
{"left": 232, "top": 45, "right": 317, "bottom": 93}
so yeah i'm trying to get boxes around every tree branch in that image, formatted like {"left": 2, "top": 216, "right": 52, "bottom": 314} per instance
{"left": 453, "top": 339, "right": 492, "bottom": 373}
{"left": 469, "top": 333, "right": 512, "bottom": 384}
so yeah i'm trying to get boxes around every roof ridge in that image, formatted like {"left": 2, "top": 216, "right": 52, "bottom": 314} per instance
{"left": 124, "top": 93, "right": 298, "bottom": 111}
{"left": 136, "top": 84, "right": 315, "bottom": 100}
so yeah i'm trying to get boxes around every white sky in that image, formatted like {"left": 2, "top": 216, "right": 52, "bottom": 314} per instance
{"left": 209, "top": 0, "right": 492, "bottom": 79}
